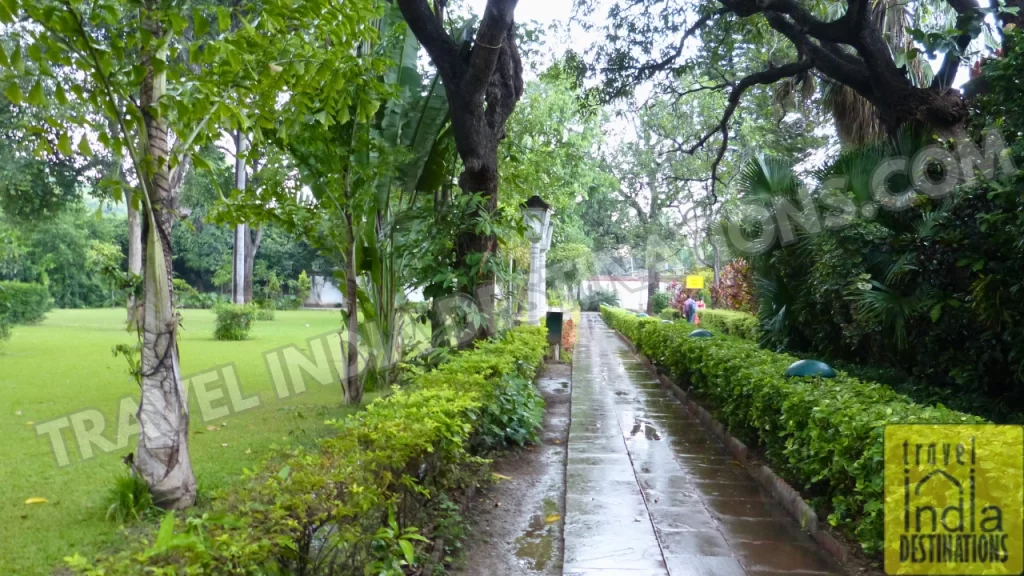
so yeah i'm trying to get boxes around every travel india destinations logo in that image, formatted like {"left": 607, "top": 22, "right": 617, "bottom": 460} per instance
{"left": 884, "top": 425, "right": 1024, "bottom": 574}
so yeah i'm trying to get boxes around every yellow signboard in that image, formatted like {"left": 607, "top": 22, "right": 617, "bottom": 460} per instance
{"left": 685, "top": 275, "right": 704, "bottom": 290}
{"left": 883, "top": 424, "right": 1024, "bottom": 575}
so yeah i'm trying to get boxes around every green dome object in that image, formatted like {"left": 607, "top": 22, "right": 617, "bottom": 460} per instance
{"left": 636, "top": 313, "right": 649, "bottom": 318}
{"left": 689, "top": 329, "right": 713, "bottom": 338}
{"left": 662, "top": 320, "right": 672, "bottom": 324}
{"left": 784, "top": 359, "right": 836, "bottom": 378}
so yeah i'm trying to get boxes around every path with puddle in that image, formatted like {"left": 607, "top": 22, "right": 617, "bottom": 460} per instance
{"left": 564, "top": 312, "right": 845, "bottom": 576}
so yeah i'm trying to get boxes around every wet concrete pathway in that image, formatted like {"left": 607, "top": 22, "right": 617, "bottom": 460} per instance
{"left": 564, "top": 313, "right": 844, "bottom": 576}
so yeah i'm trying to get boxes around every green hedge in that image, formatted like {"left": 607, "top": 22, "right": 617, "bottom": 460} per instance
{"left": 601, "top": 306, "right": 983, "bottom": 554}
{"left": 68, "top": 326, "right": 549, "bottom": 575}
{"left": 0, "top": 281, "right": 51, "bottom": 324}
{"left": 697, "top": 308, "right": 759, "bottom": 341}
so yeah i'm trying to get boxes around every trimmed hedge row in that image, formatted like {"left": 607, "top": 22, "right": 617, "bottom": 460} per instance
{"left": 696, "top": 308, "right": 758, "bottom": 341}
{"left": 601, "top": 306, "right": 983, "bottom": 554}
{"left": 0, "top": 281, "right": 51, "bottom": 324}
{"left": 68, "top": 326, "right": 549, "bottom": 575}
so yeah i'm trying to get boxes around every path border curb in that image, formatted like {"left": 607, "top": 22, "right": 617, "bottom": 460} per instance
{"left": 611, "top": 326, "right": 853, "bottom": 568}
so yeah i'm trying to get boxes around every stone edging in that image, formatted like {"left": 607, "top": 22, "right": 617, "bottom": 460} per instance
{"left": 610, "top": 327, "right": 852, "bottom": 567}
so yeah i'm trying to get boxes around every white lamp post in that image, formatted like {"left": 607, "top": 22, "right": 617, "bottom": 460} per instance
{"left": 522, "top": 195, "right": 554, "bottom": 326}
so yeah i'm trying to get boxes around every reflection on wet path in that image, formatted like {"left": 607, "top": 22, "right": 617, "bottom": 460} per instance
{"left": 563, "top": 313, "right": 844, "bottom": 576}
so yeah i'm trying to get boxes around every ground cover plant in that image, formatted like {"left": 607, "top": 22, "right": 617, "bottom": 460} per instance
{"left": 601, "top": 306, "right": 984, "bottom": 554}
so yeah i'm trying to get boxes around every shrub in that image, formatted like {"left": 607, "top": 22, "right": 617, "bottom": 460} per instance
{"left": 698, "top": 309, "right": 759, "bottom": 341}
{"left": 67, "top": 326, "right": 549, "bottom": 575}
{"left": 659, "top": 308, "right": 681, "bottom": 321}
{"left": 0, "top": 315, "right": 9, "bottom": 343}
{"left": 649, "top": 291, "right": 670, "bottom": 314}
{"left": 580, "top": 288, "right": 618, "bottom": 311}
{"left": 710, "top": 259, "right": 755, "bottom": 312}
{"left": 254, "top": 299, "right": 276, "bottom": 321}
{"left": 601, "top": 306, "right": 983, "bottom": 554}
{"left": 0, "top": 281, "right": 50, "bottom": 324}
{"left": 213, "top": 303, "right": 256, "bottom": 341}
{"left": 296, "top": 270, "right": 311, "bottom": 304}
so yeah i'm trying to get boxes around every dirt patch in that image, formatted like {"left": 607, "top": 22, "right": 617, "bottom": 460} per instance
{"left": 450, "top": 362, "right": 571, "bottom": 576}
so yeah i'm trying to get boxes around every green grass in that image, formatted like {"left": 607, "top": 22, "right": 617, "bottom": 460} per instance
{"left": 0, "top": 308, "right": 393, "bottom": 575}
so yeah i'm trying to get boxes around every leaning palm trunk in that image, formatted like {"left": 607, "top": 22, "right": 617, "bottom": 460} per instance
{"left": 134, "top": 22, "right": 196, "bottom": 509}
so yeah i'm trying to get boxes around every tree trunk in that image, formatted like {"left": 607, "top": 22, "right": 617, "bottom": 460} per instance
{"left": 451, "top": 102, "right": 502, "bottom": 342}
{"left": 341, "top": 161, "right": 362, "bottom": 405}
{"left": 243, "top": 226, "right": 262, "bottom": 303}
{"left": 127, "top": 198, "right": 143, "bottom": 326}
{"left": 646, "top": 266, "right": 660, "bottom": 314}
{"left": 429, "top": 298, "right": 446, "bottom": 348}
{"left": 231, "top": 132, "right": 248, "bottom": 306}
{"left": 232, "top": 224, "right": 246, "bottom": 305}
{"left": 342, "top": 216, "right": 361, "bottom": 405}
{"left": 711, "top": 242, "right": 721, "bottom": 306}
{"left": 135, "top": 25, "right": 196, "bottom": 510}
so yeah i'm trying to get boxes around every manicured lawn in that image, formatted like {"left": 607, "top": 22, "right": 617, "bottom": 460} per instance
{"left": 0, "top": 308, "right": 385, "bottom": 575}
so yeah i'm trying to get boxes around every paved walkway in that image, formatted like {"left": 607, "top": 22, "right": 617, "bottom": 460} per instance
{"left": 563, "top": 313, "right": 844, "bottom": 576}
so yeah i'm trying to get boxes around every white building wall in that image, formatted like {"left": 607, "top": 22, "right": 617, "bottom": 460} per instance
{"left": 307, "top": 275, "right": 425, "bottom": 307}
{"left": 580, "top": 277, "right": 672, "bottom": 312}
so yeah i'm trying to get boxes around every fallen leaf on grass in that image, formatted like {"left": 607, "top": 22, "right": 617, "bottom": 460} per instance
{"left": 24, "top": 497, "right": 47, "bottom": 505}
{"left": 491, "top": 473, "right": 512, "bottom": 481}
{"left": 206, "top": 425, "right": 218, "bottom": 432}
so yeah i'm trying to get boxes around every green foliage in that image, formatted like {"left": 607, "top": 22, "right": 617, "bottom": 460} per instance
{"left": 67, "top": 326, "right": 548, "bottom": 575}
{"left": 658, "top": 307, "right": 680, "bottom": 321}
{"left": 295, "top": 270, "right": 311, "bottom": 307}
{"left": 0, "top": 281, "right": 50, "bottom": 324}
{"left": 1, "top": 208, "right": 125, "bottom": 308}
{"left": 731, "top": 124, "right": 1024, "bottom": 415}
{"left": 105, "top": 472, "right": 155, "bottom": 524}
{"left": 601, "top": 306, "right": 985, "bottom": 554}
{"left": 213, "top": 304, "right": 255, "bottom": 341}
{"left": 649, "top": 291, "right": 670, "bottom": 314}
{"left": 710, "top": 259, "right": 755, "bottom": 312}
{"left": 253, "top": 300, "right": 276, "bottom": 321}
{"left": 580, "top": 288, "right": 619, "bottom": 311}
{"left": 697, "top": 309, "right": 759, "bottom": 342}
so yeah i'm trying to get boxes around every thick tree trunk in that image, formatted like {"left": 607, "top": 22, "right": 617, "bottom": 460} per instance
{"left": 136, "top": 28, "right": 196, "bottom": 510}
{"left": 876, "top": 85, "right": 969, "bottom": 140}
{"left": 244, "top": 226, "right": 262, "bottom": 303}
{"left": 127, "top": 199, "right": 143, "bottom": 326}
{"left": 451, "top": 97, "right": 502, "bottom": 342}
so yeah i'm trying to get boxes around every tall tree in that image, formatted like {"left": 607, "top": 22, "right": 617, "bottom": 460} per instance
{"left": 396, "top": 0, "right": 524, "bottom": 338}
{"left": 3, "top": 0, "right": 243, "bottom": 508}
